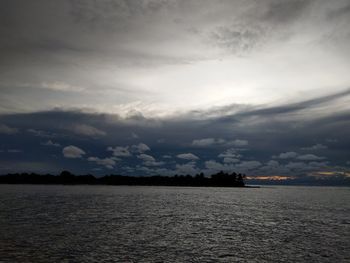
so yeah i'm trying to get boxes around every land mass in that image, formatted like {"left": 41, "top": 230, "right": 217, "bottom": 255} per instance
{"left": 0, "top": 170, "right": 246, "bottom": 187}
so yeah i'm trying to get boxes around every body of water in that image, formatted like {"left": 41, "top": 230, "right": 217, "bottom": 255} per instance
{"left": 0, "top": 185, "right": 349, "bottom": 262}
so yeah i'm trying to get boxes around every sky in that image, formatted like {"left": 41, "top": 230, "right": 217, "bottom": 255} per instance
{"left": 0, "top": 0, "right": 350, "bottom": 184}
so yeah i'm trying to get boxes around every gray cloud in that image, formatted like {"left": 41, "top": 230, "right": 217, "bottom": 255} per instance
{"left": 131, "top": 143, "right": 151, "bottom": 153}
{"left": 0, "top": 100, "right": 348, "bottom": 179}
{"left": 1, "top": 0, "right": 349, "bottom": 116}
{"left": 107, "top": 146, "right": 131, "bottom": 157}
{"left": 301, "top": 144, "right": 328, "bottom": 151}
{"left": 138, "top": 153, "right": 164, "bottom": 167}
{"left": 218, "top": 149, "right": 241, "bottom": 159}
{"left": 41, "top": 140, "right": 61, "bottom": 147}
{"left": 87, "top": 156, "right": 116, "bottom": 169}
{"left": 138, "top": 153, "right": 156, "bottom": 162}
{"left": 192, "top": 138, "right": 225, "bottom": 147}
{"left": 262, "top": 0, "right": 312, "bottom": 24}
{"left": 175, "top": 161, "right": 199, "bottom": 175}
{"left": 223, "top": 157, "right": 240, "bottom": 164}
{"left": 274, "top": 152, "right": 298, "bottom": 159}
{"left": 216, "top": 89, "right": 350, "bottom": 123}
{"left": 327, "top": 2, "right": 350, "bottom": 20}
{"left": 229, "top": 139, "right": 248, "bottom": 147}
{"left": 0, "top": 124, "right": 18, "bottom": 134}
{"left": 0, "top": 0, "right": 349, "bottom": 183}
{"left": 209, "top": 24, "right": 265, "bottom": 54}
{"left": 297, "top": 154, "right": 325, "bottom": 161}
{"left": 62, "top": 145, "right": 85, "bottom": 159}
{"left": 71, "top": 124, "right": 106, "bottom": 137}
{"left": 192, "top": 138, "right": 248, "bottom": 147}
{"left": 177, "top": 153, "right": 200, "bottom": 161}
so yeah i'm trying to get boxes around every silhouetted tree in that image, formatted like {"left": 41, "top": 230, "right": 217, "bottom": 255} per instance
{"left": 0, "top": 170, "right": 246, "bottom": 187}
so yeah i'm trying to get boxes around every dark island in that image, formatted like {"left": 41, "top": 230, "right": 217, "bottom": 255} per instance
{"left": 0, "top": 170, "right": 247, "bottom": 187}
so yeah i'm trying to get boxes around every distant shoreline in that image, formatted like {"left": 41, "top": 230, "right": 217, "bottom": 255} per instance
{"left": 0, "top": 170, "right": 247, "bottom": 187}
{"left": 1, "top": 171, "right": 348, "bottom": 187}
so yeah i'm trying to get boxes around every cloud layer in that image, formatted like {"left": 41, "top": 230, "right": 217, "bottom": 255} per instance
{"left": 0, "top": 89, "right": 349, "bottom": 184}
{"left": 0, "top": 0, "right": 350, "bottom": 116}
{"left": 0, "top": 1, "right": 349, "bottom": 184}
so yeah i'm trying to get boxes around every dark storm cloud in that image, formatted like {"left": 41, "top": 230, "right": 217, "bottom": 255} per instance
{"left": 262, "top": 0, "right": 312, "bottom": 24}
{"left": 327, "top": 1, "right": 350, "bottom": 20}
{"left": 0, "top": 90, "right": 349, "bottom": 181}
{"left": 0, "top": 0, "right": 342, "bottom": 64}
{"left": 0, "top": 0, "right": 193, "bottom": 63}
{"left": 215, "top": 88, "right": 350, "bottom": 121}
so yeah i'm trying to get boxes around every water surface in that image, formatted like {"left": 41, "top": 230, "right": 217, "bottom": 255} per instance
{"left": 0, "top": 185, "right": 349, "bottom": 262}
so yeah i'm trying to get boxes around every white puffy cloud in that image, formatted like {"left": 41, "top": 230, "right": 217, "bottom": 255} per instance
{"left": 218, "top": 148, "right": 241, "bottom": 158}
{"left": 177, "top": 153, "right": 199, "bottom": 160}
{"left": 137, "top": 153, "right": 164, "bottom": 166}
{"left": 107, "top": 143, "right": 150, "bottom": 157}
{"left": 0, "top": 124, "right": 18, "bottom": 134}
{"left": 88, "top": 157, "right": 116, "bottom": 169}
{"left": 71, "top": 124, "right": 106, "bottom": 136}
{"left": 297, "top": 154, "right": 325, "bottom": 161}
{"left": 107, "top": 146, "right": 131, "bottom": 157}
{"left": 131, "top": 143, "right": 150, "bottom": 153}
{"left": 138, "top": 154, "right": 155, "bottom": 162}
{"left": 62, "top": 145, "right": 85, "bottom": 158}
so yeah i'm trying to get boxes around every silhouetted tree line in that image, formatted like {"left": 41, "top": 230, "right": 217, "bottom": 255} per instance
{"left": 0, "top": 170, "right": 246, "bottom": 187}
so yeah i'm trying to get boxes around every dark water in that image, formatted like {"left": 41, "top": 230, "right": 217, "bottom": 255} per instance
{"left": 0, "top": 185, "right": 349, "bottom": 262}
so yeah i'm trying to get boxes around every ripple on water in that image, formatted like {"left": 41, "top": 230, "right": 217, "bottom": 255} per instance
{"left": 0, "top": 185, "right": 349, "bottom": 262}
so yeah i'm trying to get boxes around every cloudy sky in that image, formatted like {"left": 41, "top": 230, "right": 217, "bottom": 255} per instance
{"left": 0, "top": 0, "right": 349, "bottom": 183}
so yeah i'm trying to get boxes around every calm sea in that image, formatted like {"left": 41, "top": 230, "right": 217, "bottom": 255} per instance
{"left": 0, "top": 185, "right": 349, "bottom": 262}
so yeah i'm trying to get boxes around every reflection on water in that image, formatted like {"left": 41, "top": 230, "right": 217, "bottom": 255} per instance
{"left": 0, "top": 185, "right": 349, "bottom": 262}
